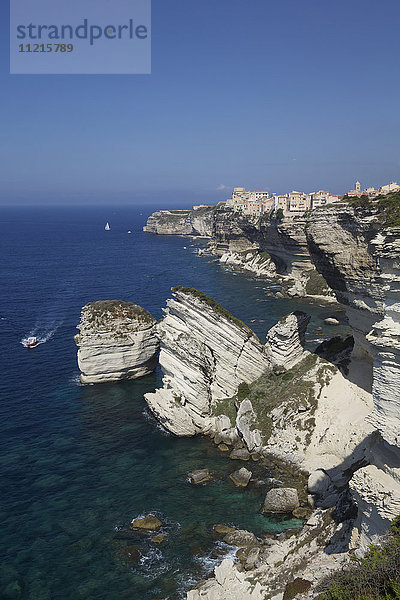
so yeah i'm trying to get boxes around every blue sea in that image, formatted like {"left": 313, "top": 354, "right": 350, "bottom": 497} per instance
{"left": 0, "top": 205, "right": 348, "bottom": 600}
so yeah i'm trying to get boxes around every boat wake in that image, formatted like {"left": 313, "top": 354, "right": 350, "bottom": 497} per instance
{"left": 21, "top": 319, "right": 63, "bottom": 347}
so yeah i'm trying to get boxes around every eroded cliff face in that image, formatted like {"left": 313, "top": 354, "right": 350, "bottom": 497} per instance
{"left": 143, "top": 206, "right": 216, "bottom": 236}
{"left": 144, "top": 288, "right": 271, "bottom": 436}
{"left": 75, "top": 300, "right": 159, "bottom": 384}
{"left": 144, "top": 204, "right": 332, "bottom": 298}
{"left": 141, "top": 203, "right": 400, "bottom": 598}
{"left": 306, "top": 206, "right": 400, "bottom": 448}
{"left": 306, "top": 205, "right": 400, "bottom": 550}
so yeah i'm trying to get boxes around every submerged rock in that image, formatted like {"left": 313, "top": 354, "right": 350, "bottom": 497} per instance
{"left": 189, "top": 469, "right": 212, "bottom": 485}
{"left": 324, "top": 317, "right": 340, "bottom": 325}
{"left": 230, "top": 467, "right": 252, "bottom": 487}
{"left": 230, "top": 448, "right": 251, "bottom": 461}
{"left": 213, "top": 524, "right": 236, "bottom": 536}
{"left": 262, "top": 488, "right": 299, "bottom": 514}
{"left": 131, "top": 514, "right": 162, "bottom": 531}
{"left": 75, "top": 300, "right": 159, "bottom": 384}
{"left": 121, "top": 546, "right": 142, "bottom": 563}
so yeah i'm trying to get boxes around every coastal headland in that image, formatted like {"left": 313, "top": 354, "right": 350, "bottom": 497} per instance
{"left": 76, "top": 193, "right": 400, "bottom": 599}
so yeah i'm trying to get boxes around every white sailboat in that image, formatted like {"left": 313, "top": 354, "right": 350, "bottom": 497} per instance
{"left": 105, "top": 222, "right": 110, "bottom": 231}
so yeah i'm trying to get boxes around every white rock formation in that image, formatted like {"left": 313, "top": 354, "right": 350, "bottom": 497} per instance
{"left": 187, "top": 558, "right": 265, "bottom": 600}
{"left": 307, "top": 210, "right": 400, "bottom": 448}
{"left": 145, "top": 287, "right": 270, "bottom": 436}
{"left": 350, "top": 463, "right": 400, "bottom": 551}
{"left": 143, "top": 210, "right": 194, "bottom": 235}
{"left": 265, "top": 311, "right": 311, "bottom": 370}
{"left": 262, "top": 488, "right": 299, "bottom": 513}
{"left": 306, "top": 209, "right": 400, "bottom": 547}
{"left": 220, "top": 249, "right": 276, "bottom": 278}
{"left": 75, "top": 300, "right": 158, "bottom": 384}
{"left": 236, "top": 399, "right": 262, "bottom": 451}
{"left": 187, "top": 508, "right": 352, "bottom": 600}
{"left": 365, "top": 229, "right": 400, "bottom": 448}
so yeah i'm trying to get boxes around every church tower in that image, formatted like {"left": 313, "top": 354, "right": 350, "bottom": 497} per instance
{"left": 355, "top": 181, "right": 361, "bottom": 192}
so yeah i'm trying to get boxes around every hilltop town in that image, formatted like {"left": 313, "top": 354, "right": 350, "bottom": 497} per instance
{"left": 203, "top": 180, "right": 400, "bottom": 217}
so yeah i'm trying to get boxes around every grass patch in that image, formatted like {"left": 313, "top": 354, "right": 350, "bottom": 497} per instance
{"left": 283, "top": 578, "right": 312, "bottom": 600}
{"left": 305, "top": 270, "right": 331, "bottom": 296}
{"left": 83, "top": 300, "right": 155, "bottom": 327}
{"left": 345, "top": 190, "right": 400, "bottom": 228}
{"left": 211, "top": 397, "right": 237, "bottom": 426}
{"left": 172, "top": 286, "right": 253, "bottom": 333}
{"left": 376, "top": 191, "right": 400, "bottom": 227}
{"left": 212, "top": 354, "right": 336, "bottom": 443}
{"left": 235, "top": 354, "right": 323, "bottom": 442}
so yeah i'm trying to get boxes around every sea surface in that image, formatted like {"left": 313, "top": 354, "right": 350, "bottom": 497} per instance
{"left": 0, "top": 205, "right": 349, "bottom": 600}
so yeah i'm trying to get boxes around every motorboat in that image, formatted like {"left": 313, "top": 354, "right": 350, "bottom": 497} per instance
{"left": 22, "top": 336, "right": 39, "bottom": 348}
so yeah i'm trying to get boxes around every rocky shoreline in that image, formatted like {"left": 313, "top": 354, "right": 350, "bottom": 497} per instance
{"left": 75, "top": 202, "right": 400, "bottom": 599}
{"left": 143, "top": 204, "right": 335, "bottom": 301}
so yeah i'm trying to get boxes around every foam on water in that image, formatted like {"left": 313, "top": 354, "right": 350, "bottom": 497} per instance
{"left": 21, "top": 318, "right": 63, "bottom": 346}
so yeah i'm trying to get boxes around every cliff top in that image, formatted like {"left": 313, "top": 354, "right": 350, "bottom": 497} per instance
{"left": 345, "top": 190, "right": 400, "bottom": 228}
{"left": 171, "top": 286, "right": 253, "bottom": 334}
{"left": 82, "top": 300, "right": 155, "bottom": 327}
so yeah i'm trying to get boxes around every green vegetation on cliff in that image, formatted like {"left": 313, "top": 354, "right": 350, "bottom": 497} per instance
{"left": 172, "top": 286, "right": 252, "bottom": 333}
{"left": 83, "top": 300, "right": 155, "bottom": 326}
{"left": 305, "top": 269, "right": 331, "bottom": 296}
{"left": 317, "top": 516, "right": 400, "bottom": 600}
{"left": 238, "top": 354, "right": 325, "bottom": 442}
{"left": 345, "top": 191, "right": 400, "bottom": 228}
{"left": 211, "top": 354, "right": 336, "bottom": 440}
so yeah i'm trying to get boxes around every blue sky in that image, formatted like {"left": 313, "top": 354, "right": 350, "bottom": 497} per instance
{"left": 1, "top": 0, "right": 400, "bottom": 205}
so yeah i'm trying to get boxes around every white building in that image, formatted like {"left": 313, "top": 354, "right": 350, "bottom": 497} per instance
{"left": 287, "top": 191, "right": 311, "bottom": 213}
{"left": 310, "top": 190, "right": 341, "bottom": 208}
{"left": 226, "top": 187, "right": 272, "bottom": 216}
{"left": 379, "top": 182, "right": 400, "bottom": 195}
{"left": 348, "top": 180, "right": 400, "bottom": 198}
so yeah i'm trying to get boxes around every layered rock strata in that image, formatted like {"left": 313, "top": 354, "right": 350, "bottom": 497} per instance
{"left": 220, "top": 249, "right": 277, "bottom": 278}
{"left": 307, "top": 213, "right": 400, "bottom": 437}
{"left": 142, "top": 202, "right": 400, "bottom": 598}
{"left": 75, "top": 300, "right": 159, "bottom": 384}
{"left": 143, "top": 206, "right": 216, "bottom": 236}
{"left": 144, "top": 287, "right": 271, "bottom": 436}
{"left": 305, "top": 206, "right": 400, "bottom": 551}
{"left": 265, "top": 311, "right": 310, "bottom": 370}
{"left": 144, "top": 204, "right": 333, "bottom": 298}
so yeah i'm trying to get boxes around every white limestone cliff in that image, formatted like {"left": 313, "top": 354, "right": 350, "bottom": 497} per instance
{"left": 185, "top": 207, "right": 400, "bottom": 600}
{"left": 144, "top": 204, "right": 334, "bottom": 299}
{"left": 305, "top": 208, "right": 400, "bottom": 548}
{"left": 141, "top": 203, "right": 400, "bottom": 599}
{"left": 75, "top": 300, "right": 159, "bottom": 384}
{"left": 220, "top": 249, "right": 277, "bottom": 278}
{"left": 145, "top": 287, "right": 270, "bottom": 436}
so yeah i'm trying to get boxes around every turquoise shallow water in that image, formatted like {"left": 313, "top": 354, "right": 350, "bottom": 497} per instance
{"left": 0, "top": 206, "right": 349, "bottom": 599}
